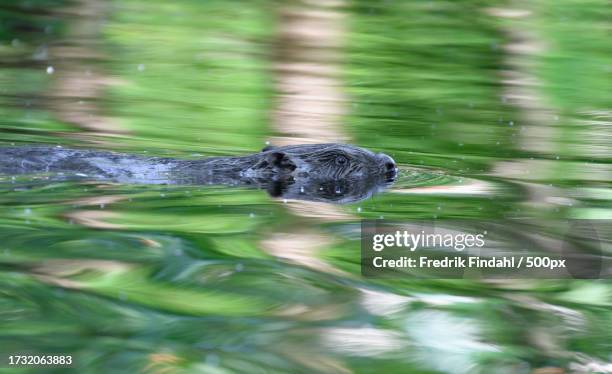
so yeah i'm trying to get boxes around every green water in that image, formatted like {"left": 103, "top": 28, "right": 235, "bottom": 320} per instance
{"left": 1, "top": 0, "right": 611, "bottom": 373}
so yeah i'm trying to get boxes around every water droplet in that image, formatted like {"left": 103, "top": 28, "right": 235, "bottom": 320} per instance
{"left": 357, "top": 207, "right": 362, "bottom": 212}
{"left": 249, "top": 213, "right": 255, "bottom": 218}
{"left": 282, "top": 199, "right": 288, "bottom": 204}
{"left": 24, "top": 208, "right": 32, "bottom": 215}
{"left": 205, "top": 354, "right": 220, "bottom": 367}
{"left": 299, "top": 186, "right": 304, "bottom": 193}
{"left": 46, "top": 66, "right": 54, "bottom": 74}
{"left": 32, "top": 45, "right": 48, "bottom": 60}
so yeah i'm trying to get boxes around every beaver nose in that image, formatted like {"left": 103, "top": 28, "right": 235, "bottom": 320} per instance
{"left": 378, "top": 153, "right": 397, "bottom": 181}
{"left": 379, "top": 153, "right": 396, "bottom": 170}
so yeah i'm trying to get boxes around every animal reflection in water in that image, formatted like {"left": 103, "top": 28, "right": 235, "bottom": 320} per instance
{"left": 0, "top": 143, "right": 398, "bottom": 204}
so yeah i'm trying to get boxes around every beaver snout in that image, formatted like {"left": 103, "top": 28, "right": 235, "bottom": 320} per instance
{"left": 378, "top": 153, "right": 398, "bottom": 181}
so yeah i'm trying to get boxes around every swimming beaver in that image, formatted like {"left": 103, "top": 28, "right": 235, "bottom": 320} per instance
{"left": 0, "top": 143, "right": 397, "bottom": 203}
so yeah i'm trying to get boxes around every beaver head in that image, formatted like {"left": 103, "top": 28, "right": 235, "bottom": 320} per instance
{"left": 251, "top": 143, "right": 397, "bottom": 183}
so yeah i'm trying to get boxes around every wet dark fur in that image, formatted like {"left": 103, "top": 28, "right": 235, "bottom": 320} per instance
{"left": 0, "top": 144, "right": 397, "bottom": 203}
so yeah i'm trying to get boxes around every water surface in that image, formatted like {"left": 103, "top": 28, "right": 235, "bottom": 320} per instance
{"left": 1, "top": 0, "right": 611, "bottom": 372}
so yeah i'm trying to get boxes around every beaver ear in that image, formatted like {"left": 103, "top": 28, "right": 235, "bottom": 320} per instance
{"left": 253, "top": 151, "right": 296, "bottom": 171}
{"left": 267, "top": 152, "right": 296, "bottom": 171}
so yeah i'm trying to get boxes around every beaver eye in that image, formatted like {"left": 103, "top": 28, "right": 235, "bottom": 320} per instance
{"left": 335, "top": 155, "right": 348, "bottom": 166}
